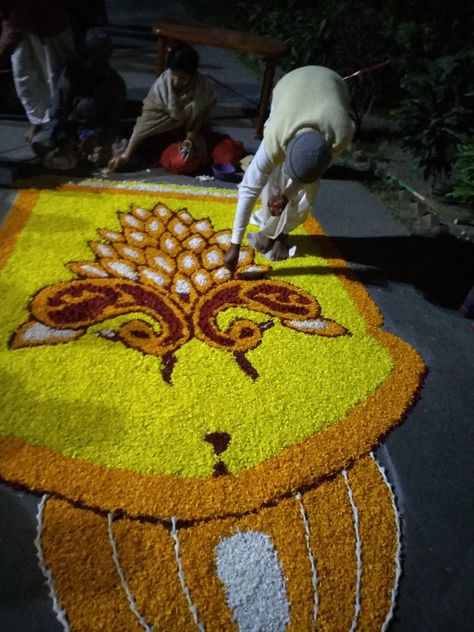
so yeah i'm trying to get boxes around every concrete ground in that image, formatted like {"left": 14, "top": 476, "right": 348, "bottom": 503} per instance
{"left": 0, "top": 1, "right": 473, "bottom": 630}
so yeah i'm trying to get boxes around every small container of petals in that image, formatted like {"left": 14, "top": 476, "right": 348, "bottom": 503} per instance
{"left": 211, "top": 163, "right": 236, "bottom": 181}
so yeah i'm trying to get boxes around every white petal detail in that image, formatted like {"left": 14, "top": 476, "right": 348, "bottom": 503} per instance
{"left": 96, "top": 244, "right": 114, "bottom": 257}
{"left": 182, "top": 255, "right": 196, "bottom": 269}
{"left": 124, "top": 214, "right": 140, "bottom": 227}
{"left": 206, "top": 249, "right": 220, "bottom": 264}
{"left": 214, "top": 267, "right": 231, "bottom": 280}
{"left": 133, "top": 207, "right": 148, "bottom": 218}
{"left": 96, "top": 329, "right": 117, "bottom": 339}
{"left": 153, "top": 256, "right": 173, "bottom": 273}
{"left": 188, "top": 237, "right": 203, "bottom": 249}
{"left": 77, "top": 264, "right": 108, "bottom": 277}
{"left": 148, "top": 219, "right": 161, "bottom": 233}
{"left": 22, "top": 322, "right": 79, "bottom": 342}
{"left": 195, "top": 221, "right": 210, "bottom": 233}
{"left": 104, "top": 230, "right": 122, "bottom": 241}
{"left": 194, "top": 272, "right": 208, "bottom": 287}
{"left": 142, "top": 269, "right": 167, "bottom": 287}
{"left": 156, "top": 206, "right": 171, "bottom": 218}
{"left": 173, "top": 222, "right": 186, "bottom": 235}
{"left": 175, "top": 278, "right": 191, "bottom": 294}
{"left": 287, "top": 319, "right": 327, "bottom": 330}
{"left": 216, "top": 234, "right": 231, "bottom": 245}
{"left": 122, "top": 247, "right": 141, "bottom": 260}
{"left": 215, "top": 531, "right": 290, "bottom": 632}
{"left": 108, "top": 262, "right": 138, "bottom": 280}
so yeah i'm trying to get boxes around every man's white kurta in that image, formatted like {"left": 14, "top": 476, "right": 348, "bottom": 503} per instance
{"left": 231, "top": 66, "right": 355, "bottom": 245}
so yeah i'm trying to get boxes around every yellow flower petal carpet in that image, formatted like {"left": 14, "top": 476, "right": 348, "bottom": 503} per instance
{"left": 0, "top": 180, "right": 425, "bottom": 631}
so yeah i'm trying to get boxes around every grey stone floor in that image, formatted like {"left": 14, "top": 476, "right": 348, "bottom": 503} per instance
{"left": 0, "top": 1, "right": 473, "bottom": 630}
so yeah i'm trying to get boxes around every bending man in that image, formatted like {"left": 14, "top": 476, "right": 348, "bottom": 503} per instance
{"left": 224, "top": 65, "right": 355, "bottom": 268}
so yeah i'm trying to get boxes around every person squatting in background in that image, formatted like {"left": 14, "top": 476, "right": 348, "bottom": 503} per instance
{"left": 108, "top": 42, "right": 217, "bottom": 174}
{"left": 224, "top": 65, "right": 355, "bottom": 266}
{"left": 31, "top": 28, "right": 126, "bottom": 170}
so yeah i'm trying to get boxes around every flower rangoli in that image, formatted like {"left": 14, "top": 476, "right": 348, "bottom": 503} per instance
{"left": 11, "top": 202, "right": 349, "bottom": 382}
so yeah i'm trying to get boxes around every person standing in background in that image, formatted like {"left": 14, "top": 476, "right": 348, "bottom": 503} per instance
{"left": 0, "top": 0, "right": 76, "bottom": 142}
{"left": 31, "top": 28, "right": 126, "bottom": 171}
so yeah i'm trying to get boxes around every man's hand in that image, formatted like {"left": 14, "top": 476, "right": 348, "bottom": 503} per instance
{"left": 268, "top": 191, "right": 288, "bottom": 217}
{"left": 267, "top": 192, "right": 288, "bottom": 217}
{"left": 224, "top": 243, "right": 241, "bottom": 271}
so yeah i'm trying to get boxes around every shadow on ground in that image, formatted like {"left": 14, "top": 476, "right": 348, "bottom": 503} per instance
{"left": 288, "top": 233, "right": 474, "bottom": 311}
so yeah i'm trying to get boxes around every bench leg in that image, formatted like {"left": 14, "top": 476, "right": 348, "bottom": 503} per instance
{"left": 255, "top": 58, "right": 276, "bottom": 139}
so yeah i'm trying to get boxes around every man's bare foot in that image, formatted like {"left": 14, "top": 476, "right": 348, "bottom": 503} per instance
{"left": 254, "top": 232, "right": 273, "bottom": 253}
{"left": 271, "top": 233, "right": 290, "bottom": 261}
{"left": 24, "top": 124, "right": 39, "bottom": 144}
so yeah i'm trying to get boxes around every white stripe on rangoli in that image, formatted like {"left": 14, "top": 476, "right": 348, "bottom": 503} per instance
{"left": 295, "top": 492, "right": 319, "bottom": 628}
{"left": 371, "top": 452, "right": 403, "bottom": 632}
{"left": 34, "top": 495, "right": 70, "bottom": 631}
{"left": 107, "top": 513, "right": 153, "bottom": 631}
{"left": 342, "top": 470, "right": 362, "bottom": 632}
{"left": 170, "top": 517, "right": 205, "bottom": 631}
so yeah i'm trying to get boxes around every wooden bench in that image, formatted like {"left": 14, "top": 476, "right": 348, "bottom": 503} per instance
{"left": 152, "top": 21, "right": 287, "bottom": 139}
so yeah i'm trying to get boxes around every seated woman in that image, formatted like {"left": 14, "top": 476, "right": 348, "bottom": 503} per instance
{"left": 108, "top": 42, "right": 217, "bottom": 174}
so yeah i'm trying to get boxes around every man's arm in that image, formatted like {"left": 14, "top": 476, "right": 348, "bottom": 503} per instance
{"left": 224, "top": 142, "right": 274, "bottom": 270}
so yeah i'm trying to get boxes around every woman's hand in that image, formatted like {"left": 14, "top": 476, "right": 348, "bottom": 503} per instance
{"left": 180, "top": 138, "right": 195, "bottom": 162}
{"left": 224, "top": 243, "right": 241, "bottom": 271}
{"left": 108, "top": 153, "right": 129, "bottom": 172}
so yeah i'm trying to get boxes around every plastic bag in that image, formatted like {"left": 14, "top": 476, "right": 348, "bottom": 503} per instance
{"left": 159, "top": 142, "right": 203, "bottom": 174}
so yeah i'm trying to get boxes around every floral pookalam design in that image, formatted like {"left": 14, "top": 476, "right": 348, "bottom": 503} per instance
{"left": 10, "top": 203, "right": 349, "bottom": 382}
